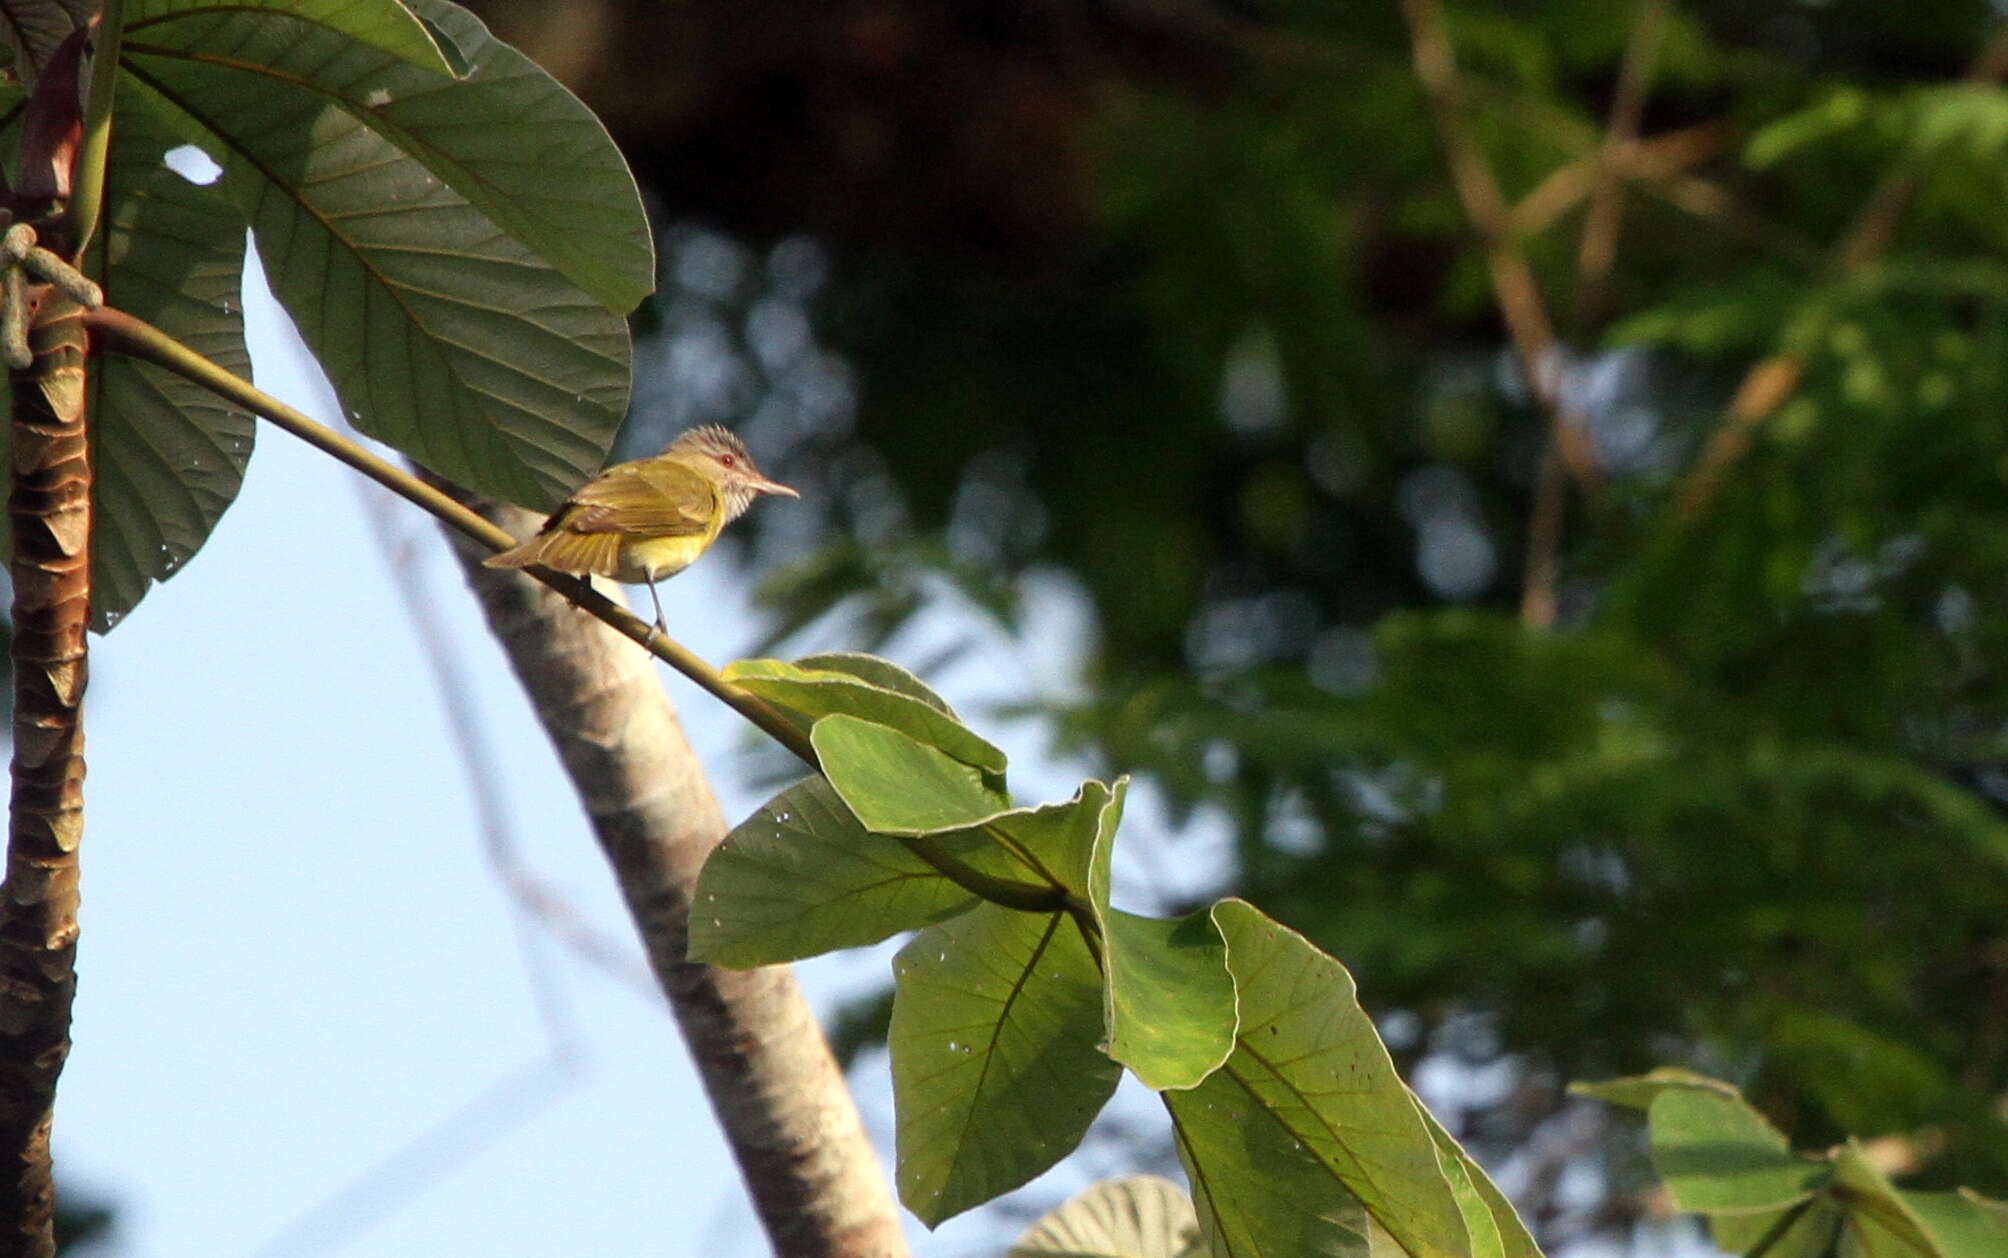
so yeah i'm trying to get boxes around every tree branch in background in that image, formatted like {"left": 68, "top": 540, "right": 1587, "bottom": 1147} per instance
{"left": 1676, "top": 22, "right": 2008, "bottom": 517}
{"left": 435, "top": 490, "right": 910, "bottom": 1258}
{"left": 1515, "top": 0, "right": 1669, "bottom": 634}
{"left": 1573, "top": 0, "right": 1669, "bottom": 332}
{"left": 1401, "top": 0, "right": 1602, "bottom": 629}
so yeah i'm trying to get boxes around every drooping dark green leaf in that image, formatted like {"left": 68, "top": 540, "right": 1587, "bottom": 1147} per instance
{"left": 0, "top": 96, "right": 251, "bottom": 632}
{"left": 128, "top": 0, "right": 650, "bottom": 312}
{"left": 726, "top": 656, "right": 1007, "bottom": 776}
{"left": 689, "top": 775, "right": 976, "bottom": 968}
{"left": 890, "top": 901, "right": 1119, "bottom": 1226}
{"left": 120, "top": 2, "right": 637, "bottom": 508}
{"left": 1204, "top": 899, "right": 1473, "bottom": 1258}
{"left": 1165, "top": 1063, "right": 1373, "bottom": 1258}
{"left": 1645, "top": 1088, "right": 1830, "bottom": 1215}
{"left": 813, "top": 713, "right": 1012, "bottom": 835}
{"left": 1009, "top": 1174, "right": 1204, "bottom": 1258}
{"left": 83, "top": 101, "right": 253, "bottom": 632}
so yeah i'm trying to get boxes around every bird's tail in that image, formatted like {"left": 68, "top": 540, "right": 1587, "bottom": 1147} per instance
{"left": 482, "top": 528, "right": 625, "bottom": 577}
{"left": 483, "top": 537, "right": 548, "bottom": 569}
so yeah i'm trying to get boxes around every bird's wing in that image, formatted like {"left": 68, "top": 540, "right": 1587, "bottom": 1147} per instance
{"left": 549, "top": 459, "right": 717, "bottom": 538}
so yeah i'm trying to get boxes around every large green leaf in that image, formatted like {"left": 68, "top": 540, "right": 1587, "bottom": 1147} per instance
{"left": 1645, "top": 1088, "right": 1829, "bottom": 1215}
{"left": 120, "top": 1, "right": 638, "bottom": 508}
{"left": 124, "top": 0, "right": 456, "bottom": 76}
{"left": 83, "top": 103, "right": 254, "bottom": 631}
{"left": 127, "top": 0, "right": 649, "bottom": 313}
{"left": 726, "top": 656, "right": 1007, "bottom": 777}
{"left": 891, "top": 901, "right": 1120, "bottom": 1226}
{"left": 689, "top": 776, "right": 977, "bottom": 968}
{"left": 1165, "top": 1064, "right": 1372, "bottom": 1258}
{"left": 1009, "top": 1175, "right": 1205, "bottom": 1258}
{"left": 1204, "top": 899, "right": 1473, "bottom": 1258}
{"left": 813, "top": 713, "right": 1014, "bottom": 835}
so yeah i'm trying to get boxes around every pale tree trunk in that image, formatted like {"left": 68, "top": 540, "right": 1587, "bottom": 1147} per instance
{"left": 436, "top": 493, "right": 908, "bottom": 1258}
{"left": 0, "top": 291, "right": 90, "bottom": 1258}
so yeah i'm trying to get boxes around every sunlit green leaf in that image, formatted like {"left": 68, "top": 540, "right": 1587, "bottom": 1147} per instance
{"left": 726, "top": 656, "right": 1007, "bottom": 776}
{"left": 813, "top": 714, "right": 1013, "bottom": 835}
{"left": 1101, "top": 908, "right": 1234, "bottom": 1093}
{"left": 1081, "top": 775, "right": 1235, "bottom": 1092}
{"left": 891, "top": 902, "right": 1119, "bottom": 1226}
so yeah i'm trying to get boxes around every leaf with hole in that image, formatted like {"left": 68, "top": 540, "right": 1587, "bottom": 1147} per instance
{"left": 121, "top": 0, "right": 643, "bottom": 508}
{"left": 0, "top": 97, "right": 251, "bottom": 632}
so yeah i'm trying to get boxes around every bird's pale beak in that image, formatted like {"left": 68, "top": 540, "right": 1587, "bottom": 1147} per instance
{"left": 749, "top": 475, "right": 799, "bottom": 499}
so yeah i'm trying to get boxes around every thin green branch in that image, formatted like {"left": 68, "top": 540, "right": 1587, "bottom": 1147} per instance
{"left": 66, "top": 0, "right": 125, "bottom": 258}
{"left": 84, "top": 303, "right": 1075, "bottom": 916}
{"left": 84, "top": 304, "right": 810, "bottom": 758}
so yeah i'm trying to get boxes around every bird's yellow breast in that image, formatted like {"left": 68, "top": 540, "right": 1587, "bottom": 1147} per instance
{"left": 612, "top": 531, "right": 718, "bottom": 583}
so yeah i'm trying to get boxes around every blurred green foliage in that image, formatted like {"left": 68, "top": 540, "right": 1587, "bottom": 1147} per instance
{"left": 619, "top": 0, "right": 2008, "bottom": 1243}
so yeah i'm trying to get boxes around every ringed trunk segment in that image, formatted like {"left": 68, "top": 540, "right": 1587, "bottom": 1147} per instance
{"left": 0, "top": 289, "right": 92, "bottom": 1257}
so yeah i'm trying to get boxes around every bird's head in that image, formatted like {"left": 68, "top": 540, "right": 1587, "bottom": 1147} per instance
{"left": 666, "top": 425, "right": 799, "bottom": 521}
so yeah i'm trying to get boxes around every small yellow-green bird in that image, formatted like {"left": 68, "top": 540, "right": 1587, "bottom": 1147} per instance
{"left": 484, "top": 424, "right": 798, "bottom": 632}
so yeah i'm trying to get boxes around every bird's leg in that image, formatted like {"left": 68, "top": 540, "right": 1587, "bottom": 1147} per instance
{"left": 646, "top": 580, "right": 668, "bottom": 640}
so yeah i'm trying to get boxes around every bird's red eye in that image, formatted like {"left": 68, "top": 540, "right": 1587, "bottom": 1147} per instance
{"left": 719, "top": 453, "right": 737, "bottom": 467}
